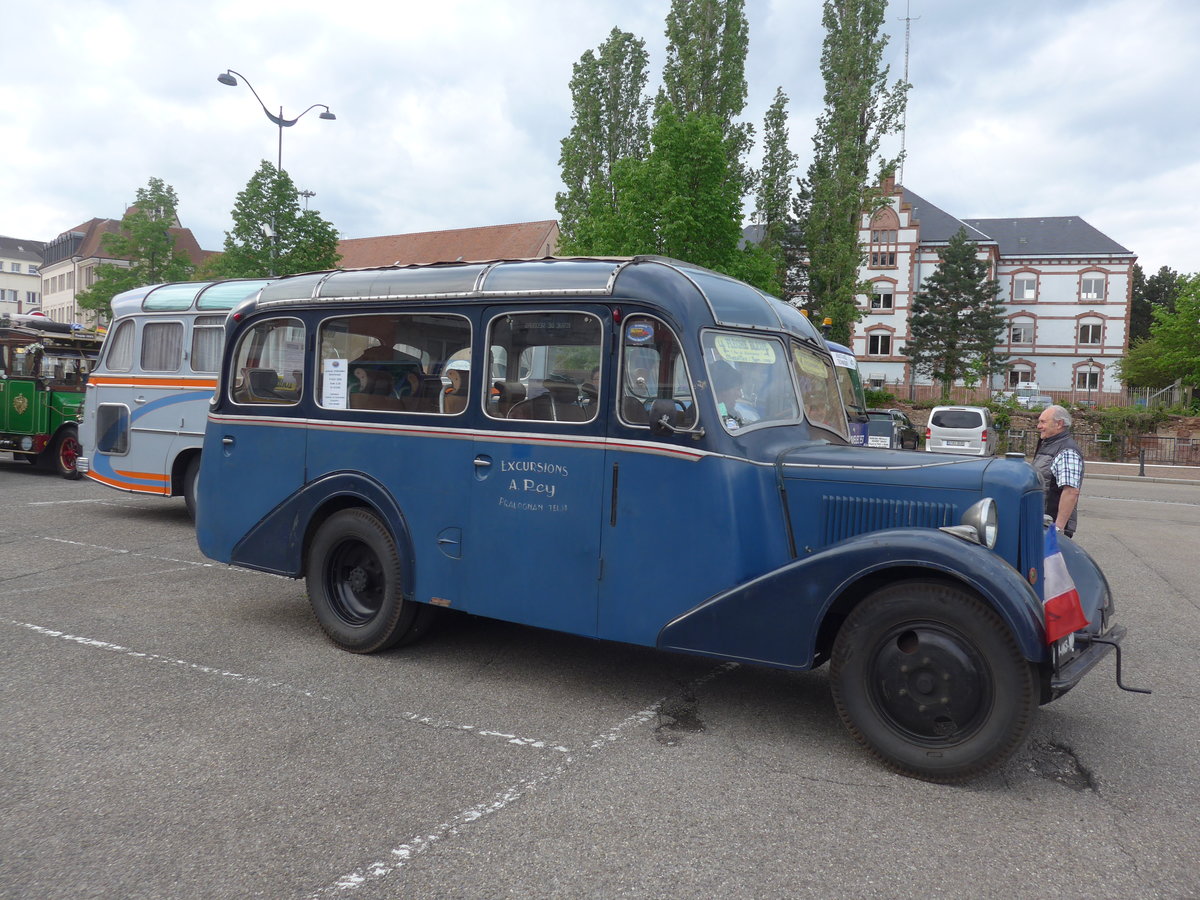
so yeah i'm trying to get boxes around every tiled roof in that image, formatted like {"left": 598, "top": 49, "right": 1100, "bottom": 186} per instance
{"left": 337, "top": 220, "right": 559, "bottom": 268}
{"left": 899, "top": 189, "right": 993, "bottom": 244}
{"left": 50, "top": 217, "right": 213, "bottom": 266}
{"left": 962, "top": 216, "right": 1132, "bottom": 257}
{"left": 0, "top": 236, "right": 45, "bottom": 262}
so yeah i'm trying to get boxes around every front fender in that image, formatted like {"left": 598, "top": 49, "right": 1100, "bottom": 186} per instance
{"left": 229, "top": 471, "right": 415, "bottom": 600}
{"left": 657, "top": 528, "right": 1046, "bottom": 670}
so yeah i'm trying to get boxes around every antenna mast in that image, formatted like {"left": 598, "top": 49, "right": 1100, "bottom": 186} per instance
{"left": 898, "top": 0, "right": 919, "bottom": 185}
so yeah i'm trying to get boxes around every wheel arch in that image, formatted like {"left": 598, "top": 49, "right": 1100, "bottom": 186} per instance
{"left": 658, "top": 529, "right": 1047, "bottom": 671}
{"left": 169, "top": 448, "right": 201, "bottom": 498}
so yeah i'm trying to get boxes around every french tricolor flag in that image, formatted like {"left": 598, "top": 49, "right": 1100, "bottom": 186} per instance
{"left": 1043, "top": 525, "right": 1090, "bottom": 644}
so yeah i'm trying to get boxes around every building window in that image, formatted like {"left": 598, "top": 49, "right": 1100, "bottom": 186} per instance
{"left": 867, "top": 332, "right": 892, "bottom": 356}
{"left": 1076, "top": 369, "right": 1100, "bottom": 390}
{"left": 26, "top": 291, "right": 39, "bottom": 304}
{"left": 28, "top": 265, "right": 39, "bottom": 275}
{"left": 1014, "top": 276, "right": 1037, "bottom": 301}
{"left": 1008, "top": 367, "right": 1034, "bottom": 387}
{"left": 1010, "top": 321, "right": 1034, "bottom": 344}
{"left": 871, "top": 287, "right": 893, "bottom": 310}
{"left": 9, "top": 262, "right": 19, "bottom": 273}
{"left": 1078, "top": 322, "right": 1102, "bottom": 345}
{"left": 868, "top": 229, "right": 898, "bottom": 268}
{"left": 1080, "top": 275, "right": 1105, "bottom": 301}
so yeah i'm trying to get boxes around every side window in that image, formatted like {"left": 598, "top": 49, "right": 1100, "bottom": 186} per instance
{"left": 229, "top": 318, "right": 306, "bottom": 406}
{"left": 190, "top": 315, "right": 227, "bottom": 373}
{"left": 485, "top": 311, "right": 601, "bottom": 423}
{"left": 701, "top": 332, "right": 801, "bottom": 433}
{"left": 791, "top": 343, "right": 848, "bottom": 439}
{"left": 105, "top": 319, "right": 135, "bottom": 372}
{"left": 316, "top": 313, "right": 471, "bottom": 413}
{"left": 618, "top": 315, "right": 695, "bottom": 428}
{"left": 141, "top": 322, "right": 184, "bottom": 372}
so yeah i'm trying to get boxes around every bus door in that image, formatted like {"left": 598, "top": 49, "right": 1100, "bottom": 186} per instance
{"left": 465, "top": 307, "right": 609, "bottom": 636}
{"left": 202, "top": 316, "right": 308, "bottom": 541}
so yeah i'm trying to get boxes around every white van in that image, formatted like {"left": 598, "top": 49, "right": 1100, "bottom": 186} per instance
{"left": 925, "top": 405, "right": 997, "bottom": 456}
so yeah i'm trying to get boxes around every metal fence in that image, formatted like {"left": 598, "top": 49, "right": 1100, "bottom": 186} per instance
{"left": 1001, "top": 430, "right": 1200, "bottom": 466}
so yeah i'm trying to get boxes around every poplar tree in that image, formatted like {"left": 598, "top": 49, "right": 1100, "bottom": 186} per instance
{"left": 75, "top": 177, "right": 195, "bottom": 320}
{"left": 209, "top": 162, "right": 340, "bottom": 278}
{"left": 556, "top": 29, "right": 651, "bottom": 252}
{"left": 753, "top": 87, "right": 798, "bottom": 287}
{"left": 904, "top": 228, "right": 1005, "bottom": 401}
{"left": 661, "top": 0, "right": 753, "bottom": 193}
{"left": 791, "top": 0, "right": 908, "bottom": 343}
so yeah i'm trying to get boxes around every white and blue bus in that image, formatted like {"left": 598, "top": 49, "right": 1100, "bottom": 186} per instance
{"left": 194, "top": 256, "right": 1134, "bottom": 782}
{"left": 77, "top": 278, "right": 271, "bottom": 517}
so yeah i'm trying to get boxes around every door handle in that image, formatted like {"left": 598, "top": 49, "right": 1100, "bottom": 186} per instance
{"left": 222, "top": 437, "right": 234, "bottom": 446}
{"left": 473, "top": 457, "right": 491, "bottom": 468}
{"left": 134, "top": 395, "right": 147, "bottom": 404}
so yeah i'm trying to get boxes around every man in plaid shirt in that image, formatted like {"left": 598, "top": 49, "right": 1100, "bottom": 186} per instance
{"left": 1034, "top": 405, "right": 1084, "bottom": 537}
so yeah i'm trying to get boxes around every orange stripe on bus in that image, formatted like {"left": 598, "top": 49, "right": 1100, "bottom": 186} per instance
{"left": 89, "top": 376, "right": 216, "bottom": 389}
{"left": 85, "top": 471, "right": 171, "bottom": 495}
{"left": 113, "top": 469, "right": 170, "bottom": 482}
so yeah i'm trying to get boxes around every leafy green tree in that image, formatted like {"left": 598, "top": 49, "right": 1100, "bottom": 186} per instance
{"left": 790, "top": 0, "right": 908, "bottom": 344}
{"left": 661, "top": 0, "right": 753, "bottom": 193}
{"left": 904, "top": 228, "right": 1005, "bottom": 401}
{"left": 1145, "top": 273, "right": 1200, "bottom": 388}
{"left": 556, "top": 29, "right": 652, "bottom": 251}
{"left": 1128, "top": 264, "right": 1181, "bottom": 346}
{"left": 75, "top": 177, "right": 195, "bottom": 320}
{"left": 1115, "top": 337, "right": 1175, "bottom": 388}
{"left": 210, "top": 162, "right": 340, "bottom": 278}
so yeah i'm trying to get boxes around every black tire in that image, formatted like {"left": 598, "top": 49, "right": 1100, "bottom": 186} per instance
{"left": 305, "top": 508, "right": 434, "bottom": 653}
{"left": 182, "top": 455, "right": 201, "bottom": 521}
{"left": 830, "top": 580, "right": 1036, "bottom": 783}
{"left": 49, "top": 425, "right": 82, "bottom": 479}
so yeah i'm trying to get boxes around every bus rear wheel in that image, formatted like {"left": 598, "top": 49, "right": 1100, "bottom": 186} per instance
{"left": 305, "top": 509, "right": 433, "bottom": 653}
{"left": 829, "top": 580, "right": 1036, "bottom": 783}
{"left": 182, "top": 456, "right": 201, "bottom": 521}
{"left": 48, "top": 425, "right": 82, "bottom": 480}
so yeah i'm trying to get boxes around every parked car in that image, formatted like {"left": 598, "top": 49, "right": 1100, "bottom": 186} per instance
{"left": 865, "top": 407, "right": 921, "bottom": 450}
{"left": 925, "top": 405, "right": 997, "bottom": 456}
{"left": 1022, "top": 394, "right": 1054, "bottom": 410}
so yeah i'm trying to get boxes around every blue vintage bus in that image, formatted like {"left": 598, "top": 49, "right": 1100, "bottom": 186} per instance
{"left": 195, "top": 256, "right": 1134, "bottom": 782}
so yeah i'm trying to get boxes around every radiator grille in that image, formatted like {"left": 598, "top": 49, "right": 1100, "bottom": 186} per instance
{"left": 821, "top": 495, "right": 957, "bottom": 544}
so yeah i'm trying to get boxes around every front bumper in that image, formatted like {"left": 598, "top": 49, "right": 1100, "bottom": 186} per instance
{"left": 1048, "top": 623, "right": 1125, "bottom": 700}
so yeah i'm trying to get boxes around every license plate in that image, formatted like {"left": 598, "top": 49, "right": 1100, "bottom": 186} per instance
{"left": 944, "top": 440, "right": 967, "bottom": 447}
{"left": 1054, "top": 632, "right": 1078, "bottom": 666}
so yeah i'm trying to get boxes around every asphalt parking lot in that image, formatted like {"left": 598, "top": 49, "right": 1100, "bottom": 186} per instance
{"left": 2, "top": 457, "right": 1198, "bottom": 899}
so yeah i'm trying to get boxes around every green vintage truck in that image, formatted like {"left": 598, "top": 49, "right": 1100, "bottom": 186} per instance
{"left": 0, "top": 316, "right": 104, "bottom": 478}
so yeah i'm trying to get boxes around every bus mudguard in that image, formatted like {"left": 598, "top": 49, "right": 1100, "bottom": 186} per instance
{"left": 229, "top": 470, "right": 416, "bottom": 598}
{"left": 656, "top": 528, "right": 1046, "bottom": 671}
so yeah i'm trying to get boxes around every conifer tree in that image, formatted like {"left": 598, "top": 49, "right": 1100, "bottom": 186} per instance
{"left": 905, "top": 228, "right": 1005, "bottom": 401}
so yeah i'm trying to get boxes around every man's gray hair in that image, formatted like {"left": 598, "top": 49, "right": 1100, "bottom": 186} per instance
{"left": 1045, "top": 404, "right": 1072, "bottom": 428}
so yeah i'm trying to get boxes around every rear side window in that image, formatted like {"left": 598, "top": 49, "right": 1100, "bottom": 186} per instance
{"left": 190, "top": 315, "right": 227, "bottom": 373}
{"left": 141, "top": 322, "right": 184, "bottom": 372}
{"left": 229, "top": 318, "right": 306, "bottom": 405}
{"left": 932, "top": 409, "right": 984, "bottom": 429}
{"left": 105, "top": 320, "right": 135, "bottom": 372}
{"left": 317, "top": 313, "right": 472, "bottom": 413}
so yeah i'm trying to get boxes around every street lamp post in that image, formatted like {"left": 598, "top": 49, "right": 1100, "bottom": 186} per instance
{"left": 1086, "top": 356, "right": 1095, "bottom": 407}
{"left": 216, "top": 69, "right": 335, "bottom": 171}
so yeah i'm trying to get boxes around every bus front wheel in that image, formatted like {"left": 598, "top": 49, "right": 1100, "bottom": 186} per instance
{"left": 305, "top": 509, "right": 433, "bottom": 653}
{"left": 829, "top": 580, "right": 1036, "bottom": 783}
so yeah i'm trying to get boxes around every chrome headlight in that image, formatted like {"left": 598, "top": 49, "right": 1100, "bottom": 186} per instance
{"left": 940, "top": 497, "right": 998, "bottom": 549}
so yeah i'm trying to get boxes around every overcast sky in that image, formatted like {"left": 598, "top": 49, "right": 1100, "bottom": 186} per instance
{"left": 4, "top": 0, "right": 1196, "bottom": 276}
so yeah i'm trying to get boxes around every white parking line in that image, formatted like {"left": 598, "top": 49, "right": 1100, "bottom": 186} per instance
{"left": 314, "top": 661, "right": 740, "bottom": 895}
{"left": 6, "top": 619, "right": 571, "bottom": 755}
